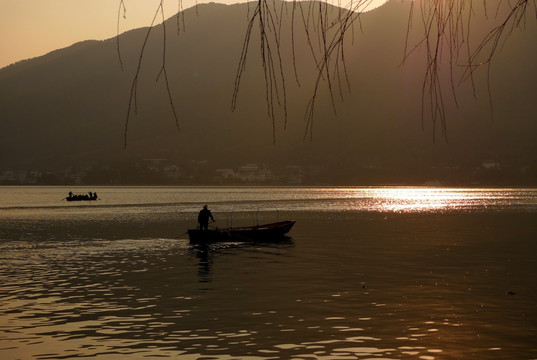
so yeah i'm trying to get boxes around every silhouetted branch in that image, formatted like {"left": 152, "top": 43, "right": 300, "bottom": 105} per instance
{"left": 120, "top": 0, "right": 180, "bottom": 149}
{"left": 232, "top": 0, "right": 290, "bottom": 142}
{"left": 413, "top": 0, "right": 534, "bottom": 141}
{"left": 123, "top": 3, "right": 163, "bottom": 149}
{"left": 233, "top": 1, "right": 370, "bottom": 141}
{"left": 156, "top": 1, "right": 180, "bottom": 133}
{"left": 118, "top": 0, "right": 536, "bottom": 145}
{"left": 116, "top": 0, "right": 127, "bottom": 71}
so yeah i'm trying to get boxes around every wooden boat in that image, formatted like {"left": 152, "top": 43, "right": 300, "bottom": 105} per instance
{"left": 66, "top": 195, "right": 98, "bottom": 201}
{"left": 188, "top": 220, "right": 296, "bottom": 244}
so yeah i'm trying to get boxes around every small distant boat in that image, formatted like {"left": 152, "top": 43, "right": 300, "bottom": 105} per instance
{"left": 188, "top": 220, "right": 296, "bottom": 244}
{"left": 65, "top": 194, "right": 98, "bottom": 202}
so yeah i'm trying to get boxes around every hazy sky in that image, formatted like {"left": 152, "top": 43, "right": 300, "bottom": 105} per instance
{"left": 0, "top": 0, "right": 388, "bottom": 69}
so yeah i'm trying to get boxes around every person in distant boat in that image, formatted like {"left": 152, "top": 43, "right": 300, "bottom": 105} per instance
{"left": 93, "top": 192, "right": 98, "bottom": 200}
{"left": 89, "top": 191, "right": 93, "bottom": 199}
{"left": 68, "top": 191, "right": 73, "bottom": 199}
{"left": 198, "top": 204, "right": 215, "bottom": 231}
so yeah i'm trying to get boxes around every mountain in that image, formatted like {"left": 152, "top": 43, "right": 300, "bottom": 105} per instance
{"left": 1, "top": 0, "right": 536, "bottom": 185}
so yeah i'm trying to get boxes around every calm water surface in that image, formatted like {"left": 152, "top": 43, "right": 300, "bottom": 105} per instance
{"left": 1, "top": 186, "right": 536, "bottom": 359}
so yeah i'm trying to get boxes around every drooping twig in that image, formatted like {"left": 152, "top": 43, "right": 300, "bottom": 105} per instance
{"left": 232, "top": 0, "right": 290, "bottom": 142}
{"left": 121, "top": 0, "right": 180, "bottom": 149}
{"left": 123, "top": 3, "right": 164, "bottom": 149}
{"left": 116, "top": 0, "right": 127, "bottom": 71}
{"left": 119, "top": 0, "right": 536, "bottom": 146}
{"left": 156, "top": 1, "right": 180, "bottom": 132}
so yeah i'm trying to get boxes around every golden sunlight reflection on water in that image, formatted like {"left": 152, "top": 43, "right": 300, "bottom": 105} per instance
{"left": 1, "top": 187, "right": 537, "bottom": 219}
{"left": 345, "top": 187, "right": 519, "bottom": 212}
{"left": 1, "top": 187, "right": 537, "bottom": 359}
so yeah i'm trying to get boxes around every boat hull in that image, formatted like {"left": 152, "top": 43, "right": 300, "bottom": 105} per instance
{"left": 188, "top": 220, "right": 295, "bottom": 244}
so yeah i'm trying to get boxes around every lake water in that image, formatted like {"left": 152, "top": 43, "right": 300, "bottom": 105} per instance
{"left": 1, "top": 186, "right": 536, "bottom": 359}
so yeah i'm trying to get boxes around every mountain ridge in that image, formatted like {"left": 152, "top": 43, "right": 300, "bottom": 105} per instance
{"left": 1, "top": 0, "right": 536, "bottom": 185}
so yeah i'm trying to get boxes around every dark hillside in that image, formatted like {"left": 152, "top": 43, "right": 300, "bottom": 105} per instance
{"left": 0, "top": 0, "right": 536, "bottom": 184}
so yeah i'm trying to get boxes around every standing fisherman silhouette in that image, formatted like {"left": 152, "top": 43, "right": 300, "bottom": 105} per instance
{"left": 197, "top": 204, "right": 214, "bottom": 231}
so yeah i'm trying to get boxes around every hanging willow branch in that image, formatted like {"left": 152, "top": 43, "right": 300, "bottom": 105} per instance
{"left": 120, "top": 0, "right": 180, "bottom": 149}
{"left": 232, "top": 0, "right": 369, "bottom": 141}
{"left": 117, "top": 0, "right": 127, "bottom": 71}
{"left": 232, "top": 0, "right": 289, "bottom": 142}
{"left": 117, "top": 0, "right": 536, "bottom": 145}
{"left": 463, "top": 0, "right": 536, "bottom": 123}
{"left": 400, "top": 0, "right": 536, "bottom": 141}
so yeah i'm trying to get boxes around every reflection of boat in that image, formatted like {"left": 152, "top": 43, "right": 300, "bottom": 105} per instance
{"left": 188, "top": 220, "right": 296, "bottom": 244}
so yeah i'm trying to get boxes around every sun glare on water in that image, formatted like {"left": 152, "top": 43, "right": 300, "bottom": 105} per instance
{"left": 373, "top": 188, "right": 472, "bottom": 212}
{"left": 342, "top": 187, "right": 493, "bottom": 213}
